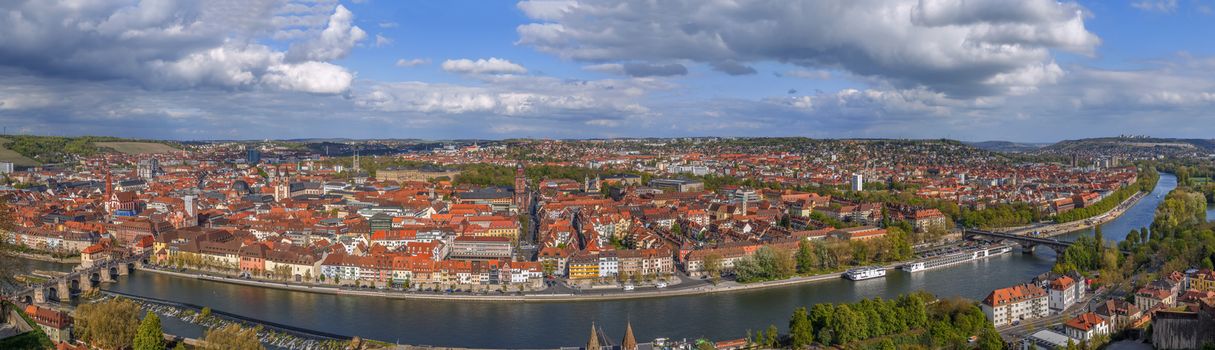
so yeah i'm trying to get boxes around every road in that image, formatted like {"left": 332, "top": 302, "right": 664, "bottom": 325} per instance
{"left": 997, "top": 285, "right": 1113, "bottom": 339}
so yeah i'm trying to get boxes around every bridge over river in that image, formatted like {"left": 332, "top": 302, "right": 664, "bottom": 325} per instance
{"left": 964, "top": 229, "right": 1133, "bottom": 255}
{"left": 4, "top": 252, "right": 149, "bottom": 305}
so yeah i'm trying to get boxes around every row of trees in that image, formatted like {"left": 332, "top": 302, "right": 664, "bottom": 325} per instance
{"left": 1056, "top": 167, "right": 1159, "bottom": 223}
{"left": 1052, "top": 231, "right": 1122, "bottom": 279}
{"left": 956, "top": 202, "right": 1041, "bottom": 229}
{"left": 75, "top": 298, "right": 264, "bottom": 350}
{"left": 452, "top": 163, "right": 652, "bottom": 187}
{"left": 1151, "top": 189, "right": 1208, "bottom": 234}
{"left": 733, "top": 229, "right": 914, "bottom": 283}
{"left": 756, "top": 293, "right": 1003, "bottom": 349}
{"left": 1136, "top": 188, "right": 1215, "bottom": 274}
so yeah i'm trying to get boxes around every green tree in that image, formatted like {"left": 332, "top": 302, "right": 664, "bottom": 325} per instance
{"left": 75, "top": 299, "right": 141, "bottom": 350}
{"left": 796, "top": 240, "right": 813, "bottom": 274}
{"left": 134, "top": 311, "right": 166, "bottom": 350}
{"left": 703, "top": 254, "right": 722, "bottom": 284}
{"left": 203, "top": 324, "right": 264, "bottom": 350}
{"left": 830, "top": 304, "right": 863, "bottom": 345}
{"left": 809, "top": 303, "right": 835, "bottom": 344}
{"left": 789, "top": 307, "right": 813, "bottom": 347}
{"left": 764, "top": 324, "right": 779, "bottom": 347}
{"left": 977, "top": 327, "right": 1005, "bottom": 350}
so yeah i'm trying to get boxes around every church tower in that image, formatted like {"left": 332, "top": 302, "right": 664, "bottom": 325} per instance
{"left": 274, "top": 166, "right": 291, "bottom": 202}
{"left": 103, "top": 165, "right": 114, "bottom": 215}
{"left": 513, "top": 162, "right": 527, "bottom": 210}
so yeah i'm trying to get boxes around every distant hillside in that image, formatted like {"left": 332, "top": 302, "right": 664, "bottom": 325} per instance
{"left": 0, "top": 135, "right": 178, "bottom": 165}
{"left": 0, "top": 137, "right": 40, "bottom": 167}
{"left": 96, "top": 142, "right": 179, "bottom": 154}
{"left": 1040, "top": 137, "right": 1215, "bottom": 153}
{"left": 965, "top": 141, "right": 1048, "bottom": 153}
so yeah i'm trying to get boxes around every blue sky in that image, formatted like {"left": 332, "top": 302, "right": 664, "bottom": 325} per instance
{"left": 1, "top": 0, "right": 1213, "bottom": 142}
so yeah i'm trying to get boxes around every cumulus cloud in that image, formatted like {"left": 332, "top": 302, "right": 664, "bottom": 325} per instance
{"left": 0, "top": 0, "right": 359, "bottom": 94}
{"left": 441, "top": 58, "right": 528, "bottom": 75}
{"left": 355, "top": 75, "right": 663, "bottom": 119}
{"left": 395, "top": 58, "right": 430, "bottom": 67}
{"left": 517, "top": 0, "right": 1100, "bottom": 96}
{"left": 286, "top": 5, "right": 367, "bottom": 61}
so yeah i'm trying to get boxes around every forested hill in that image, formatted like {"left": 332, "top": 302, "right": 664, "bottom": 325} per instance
{"left": 964, "top": 141, "right": 1048, "bottom": 153}
{"left": 1039, "top": 137, "right": 1215, "bottom": 154}
{"left": 0, "top": 135, "right": 179, "bottom": 165}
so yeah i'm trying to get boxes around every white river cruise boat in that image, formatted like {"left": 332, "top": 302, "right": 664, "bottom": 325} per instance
{"left": 900, "top": 243, "right": 1014, "bottom": 273}
{"left": 843, "top": 266, "right": 887, "bottom": 281}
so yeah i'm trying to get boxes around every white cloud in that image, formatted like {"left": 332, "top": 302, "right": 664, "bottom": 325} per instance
{"left": 375, "top": 34, "right": 393, "bottom": 47}
{"left": 440, "top": 58, "right": 528, "bottom": 75}
{"left": 395, "top": 58, "right": 430, "bottom": 67}
{"left": 286, "top": 5, "right": 366, "bottom": 61}
{"left": 517, "top": 0, "right": 1100, "bottom": 96}
{"left": 262, "top": 61, "right": 354, "bottom": 94}
{"left": 1132, "top": 0, "right": 1179, "bottom": 12}
{"left": 355, "top": 75, "right": 662, "bottom": 119}
{"left": 378, "top": 21, "right": 399, "bottom": 28}
{"left": 0, "top": 0, "right": 358, "bottom": 94}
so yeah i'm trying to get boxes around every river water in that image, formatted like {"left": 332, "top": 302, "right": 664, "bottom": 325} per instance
{"left": 16, "top": 174, "right": 1179, "bottom": 348}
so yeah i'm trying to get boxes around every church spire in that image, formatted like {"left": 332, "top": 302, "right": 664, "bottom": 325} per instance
{"left": 621, "top": 321, "right": 637, "bottom": 350}
{"left": 586, "top": 322, "right": 600, "bottom": 350}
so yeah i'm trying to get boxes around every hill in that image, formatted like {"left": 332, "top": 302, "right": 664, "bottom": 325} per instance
{"left": 0, "top": 137, "right": 40, "bottom": 167}
{"left": 965, "top": 141, "right": 1048, "bottom": 153}
{"left": 0, "top": 135, "right": 178, "bottom": 165}
{"left": 96, "top": 142, "right": 178, "bottom": 154}
{"left": 1038, "top": 137, "right": 1215, "bottom": 155}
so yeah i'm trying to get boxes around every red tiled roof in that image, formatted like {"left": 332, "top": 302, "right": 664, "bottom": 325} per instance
{"left": 1064, "top": 312, "right": 1106, "bottom": 331}
{"left": 984, "top": 283, "right": 1047, "bottom": 307}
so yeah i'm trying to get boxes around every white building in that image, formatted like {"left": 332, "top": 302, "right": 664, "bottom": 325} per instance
{"left": 598, "top": 252, "right": 619, "bottom": 278}
{"left": 851, "top": 173, "right": 864, "bottom": 192}
{"left": 1063, "top": 312, "right": 1110, "bottom": 342}
{"left": 1049, "top": 275, "right": 1085, "bottom": 312}
{"left": 983, "top": 283, "right": 1050, "bottom": 327}
{"left": 0, "top": 162, "right": 13, "bottom": 174}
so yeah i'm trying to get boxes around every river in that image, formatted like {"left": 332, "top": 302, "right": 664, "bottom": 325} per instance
{"left": 15, "top": 173, "right": 1180, "bottom": 348}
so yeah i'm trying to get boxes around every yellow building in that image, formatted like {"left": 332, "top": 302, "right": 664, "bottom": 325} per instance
{"left": 568, "top": 255, "right": 600, "bottom": 280}
{"left": 1192, "top": 270, "right": 1215, "bottom": 291}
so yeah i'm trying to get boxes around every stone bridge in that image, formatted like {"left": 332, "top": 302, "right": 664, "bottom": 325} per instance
{"left": 964, "top": 229, "right": 1074, "bottom": 255}
{"left": 5, "top": 252, "right": 150, "bottom": 305}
